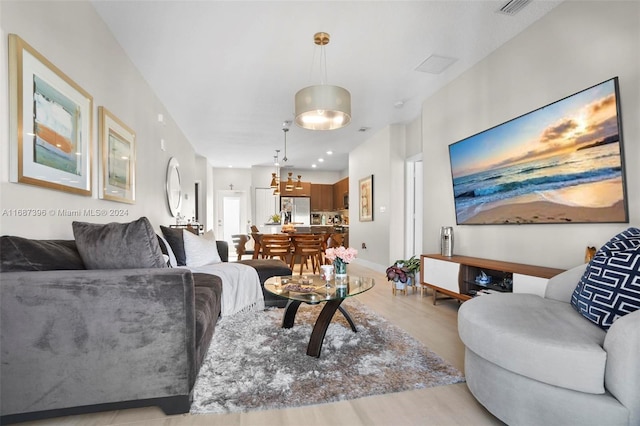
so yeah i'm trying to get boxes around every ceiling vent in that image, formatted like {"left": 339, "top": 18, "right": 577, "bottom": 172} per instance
{"left": 415, "top": 55, "right": 457, "bottom": 74}
{"left": 497, "top": 0, "right": 532, "bottom": 16}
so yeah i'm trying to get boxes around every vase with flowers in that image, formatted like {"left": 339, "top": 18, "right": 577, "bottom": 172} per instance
{"left": 325, "top": 246, "right": 358, "bottom": 279}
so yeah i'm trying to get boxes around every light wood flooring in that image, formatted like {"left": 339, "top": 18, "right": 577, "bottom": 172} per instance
{"left": 18, "top": 262, "right": 503, "bottom": 426}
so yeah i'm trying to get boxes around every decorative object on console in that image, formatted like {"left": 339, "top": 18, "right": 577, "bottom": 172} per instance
{"left": 448, "top": 77, "right": 629, "bottom": 225}
{"left": 294, "top": 32, "right": 351, "bottom": 131}
{"left": 8, "top": 34, "right": 93, "bottom": 196}
{"left": 571, "top": 227, "right": 640, "bottom": 330}
{"left": 98, "top": 107, "right": 135, "bottom": 204}
{"left": 584, "top": 246, "right": 597, "bottom": 263}
{"left": 440, "top": 226, "right": 453, "bottom": 256}
{"left": 166, "top": 157, "right": 182, "bottom": 217}
{"left": 325, "top": 246, "right": 357, "bottom": 278}
{"left": 359, "top": 175, "right": 373, "bottom": 222}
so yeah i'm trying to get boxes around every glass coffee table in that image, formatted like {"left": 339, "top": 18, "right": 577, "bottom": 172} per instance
{"left": 264, "top": 274, "right": 375, "bottom": 357}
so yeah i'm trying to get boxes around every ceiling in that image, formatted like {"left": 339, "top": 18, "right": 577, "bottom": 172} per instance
{"left": 91, "top": 0, "right": 561, "bottom": 172}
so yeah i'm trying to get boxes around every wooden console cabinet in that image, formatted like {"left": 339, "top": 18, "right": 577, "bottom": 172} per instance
{"left": 420, "top": 254, "right": 565, "bottom": 305}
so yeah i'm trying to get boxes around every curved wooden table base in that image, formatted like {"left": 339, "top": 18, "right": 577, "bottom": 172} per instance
{"left": 281, "top": 299, "right": 357, "bottom": 357}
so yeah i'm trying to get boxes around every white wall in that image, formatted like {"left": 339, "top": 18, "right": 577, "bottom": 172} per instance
{"left": 349, "top": 124, "right": 406, "bottom": 271}
{"left": 0, "top": 0, "right": 198, "bottom": 238}
{"left": 421, "top": 1, "right": 639, "bottom": 269}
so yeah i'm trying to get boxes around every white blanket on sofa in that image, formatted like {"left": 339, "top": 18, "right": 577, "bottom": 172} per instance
{"left": 189, "top": 262, "right": 265, "bottom": 316}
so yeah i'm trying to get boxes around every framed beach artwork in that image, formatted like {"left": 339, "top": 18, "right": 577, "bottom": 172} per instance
{"left": 448, "top": 77, "right": 629, "bottom": 225}
{"left": 99, "top": 107, "right": 136, "bottom": 203}
{"left": 359, "top": 175, "right": 374, "bottom": 222}
{"left": 8, "top": 34, "right": 93, "bottom": 195}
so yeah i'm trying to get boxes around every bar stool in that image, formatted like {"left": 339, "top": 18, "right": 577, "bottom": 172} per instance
{"left": 260, "top": 234, "right": 292, "bottom": 263}
{"left": 289, "top": 234, "right": 324, "bottom": 275}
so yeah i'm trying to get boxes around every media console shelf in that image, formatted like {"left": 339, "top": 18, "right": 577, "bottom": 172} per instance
{"left": 420, "top": 254, "right": 565, "bottom": 305}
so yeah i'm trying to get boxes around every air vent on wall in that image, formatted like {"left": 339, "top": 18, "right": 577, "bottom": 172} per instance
{"left": 497, "top": 0, "right": 531, "bottom": 16}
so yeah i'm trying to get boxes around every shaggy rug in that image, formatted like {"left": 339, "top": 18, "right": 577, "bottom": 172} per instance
{"left": 190, "top": 299, "right": 465, "bottom": 414}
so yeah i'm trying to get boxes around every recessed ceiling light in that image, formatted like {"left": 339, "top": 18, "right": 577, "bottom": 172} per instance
{"left": 312, "top": 164, "right": 317, "bottom": 168}
{"left": 326, "top": 150, "right": 333, "bottom": 155}
{"left": 228, "top": 165, "right": 233, "bottom": 168}
{"left": 318, "top": 158, "right": 324, "bottom": 162}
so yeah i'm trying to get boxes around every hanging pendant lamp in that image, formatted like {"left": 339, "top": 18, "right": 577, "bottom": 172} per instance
{"left": 295, "top": 32, "right": 351, "bottom": 131}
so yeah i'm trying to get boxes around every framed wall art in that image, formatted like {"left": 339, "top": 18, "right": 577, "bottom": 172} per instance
{"left": 359, "top": 175, "right": 374, "bottom": 222}
{"left": 8, "top": 34, "right": 93, "bottom": 195}
{"left": 99, "top": 107, "right": 136, "bottom": 203}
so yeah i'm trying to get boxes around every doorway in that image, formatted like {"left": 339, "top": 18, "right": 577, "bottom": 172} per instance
{"left": 405, "top": 155, "right": 423, "bottom": 258}
{"left": 217, "top": 190, "right": 248, "bottom": 247}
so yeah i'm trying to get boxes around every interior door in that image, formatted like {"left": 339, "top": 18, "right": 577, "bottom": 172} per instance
{"left": 217, "top": 190, "right": 248, "bottom": 247}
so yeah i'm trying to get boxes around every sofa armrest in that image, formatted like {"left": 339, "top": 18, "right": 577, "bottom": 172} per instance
{"left": 0, "top": 268, "right": 196, "bottom": 417}
{"left": 217, "top": 240, "right": 229, "bottom": 262}
{"left": 604, "top": 309, "right": 640, "bottom": 425}
{"left": 544, "top": 263, "right": 586, "bottom": 303}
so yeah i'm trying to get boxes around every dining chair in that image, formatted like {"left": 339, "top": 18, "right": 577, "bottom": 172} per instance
{"left": 251, "top": 232, "right": 263, "bottom": 259}
{"left": 231, "top": 234, "right": 254, "bottom": 260}
{"left": 260, "top": 234, "right": 292, "bottom": 263}
{"left": 289, "top": 234, "right": 324, "bottom": 275}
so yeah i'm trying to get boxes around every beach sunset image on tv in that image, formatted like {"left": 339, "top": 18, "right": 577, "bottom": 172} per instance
{"left": 449, "top": 78, "right": 628, "bottom": 225}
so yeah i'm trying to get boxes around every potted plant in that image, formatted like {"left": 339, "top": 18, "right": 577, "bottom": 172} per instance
{"left": 386, "top": 255, "right": 420, "bottom": 290}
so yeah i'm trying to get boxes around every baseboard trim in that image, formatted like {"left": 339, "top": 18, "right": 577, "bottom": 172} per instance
{"left": 0, "top": 395, "right": 191, "bottom": 425}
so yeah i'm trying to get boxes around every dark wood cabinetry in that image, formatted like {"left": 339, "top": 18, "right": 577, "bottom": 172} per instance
{"left": 279, "top": 179, "right": 311, "bottom": 196}
{"left": 332, "top": 177, "right": 349, "bottom": 210}
{"left": 311, "top": 184, "right": 334, "bottom": 211}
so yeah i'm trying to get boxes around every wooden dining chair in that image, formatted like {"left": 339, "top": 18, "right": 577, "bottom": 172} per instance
{"left": 251, "top": 232, "right": 263, "bottom": 259}
{"left": 232, "top": 234, "right": 254, "bottom": 260}
{"left": 327, "top": 233, "right": 345, "bottom": 248}
{"left": 260, "top": 234, "right": 292, "bottom": 262}
{"left": 289, "top": 234, "right": 324, "bottom": 275}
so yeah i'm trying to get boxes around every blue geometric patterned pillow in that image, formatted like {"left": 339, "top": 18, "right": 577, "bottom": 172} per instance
{"left": 571, "top": 227, "right": 640, "bottom": 330}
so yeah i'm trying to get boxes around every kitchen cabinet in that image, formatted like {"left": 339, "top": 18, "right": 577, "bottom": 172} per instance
{"left": 280, "top": 179, "right": 311, "bottom": 196}
{"left": 332, "top": 177, "right": 349, "bottom": 210}
{"left": 310, "top": 184, "right": 334, "bottom": 211}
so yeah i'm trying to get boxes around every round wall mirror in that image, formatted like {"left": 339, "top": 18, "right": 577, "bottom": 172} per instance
{"left": 166, "top": 157, "right": 182, "bottom": 217}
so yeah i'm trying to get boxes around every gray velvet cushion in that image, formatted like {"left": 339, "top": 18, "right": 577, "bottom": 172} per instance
{"left": 458, "top": 292, "right": 607, "bottom": 394}
{"left": 192, "top": 273, "right": 222, "bottom": 377}
{"left": 72, "top": 217, "right": 166, "bottom": 269}
{"left": 0, "top": 236, "right": 85, "bottom": 272}
{"left": 160, "top": 226, "right": 187, "bottom": 266}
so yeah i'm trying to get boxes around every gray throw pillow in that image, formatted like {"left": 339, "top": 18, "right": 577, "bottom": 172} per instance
{"left": 160, "top": 225, "right": 187, "bottom": 266}
{"left": 72, "top": 217, "right": 167, "bottom": 269}
{"left": 0, "top": 236, "right": 85, "bottom": 272}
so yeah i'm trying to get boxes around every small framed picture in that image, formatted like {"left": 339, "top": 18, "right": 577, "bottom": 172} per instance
{"left": 359, "top": 175, "right": 374, "bottom": 222}
{"left": 8, "top": 34, "right": 93, "bottom": 195}
{"left": 99, "top": 107, "right": 136, "bottom": 204}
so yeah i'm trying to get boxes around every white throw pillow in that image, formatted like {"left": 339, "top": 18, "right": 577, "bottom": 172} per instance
{"left": 183, "top": 229, "right": 222, "bottom": 267}
{"left": 158, "top": 235, "right": 178, "bottom": 267}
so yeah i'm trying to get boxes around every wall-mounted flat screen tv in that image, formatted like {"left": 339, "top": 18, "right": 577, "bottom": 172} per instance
{"left": 448, "top": 77, "right": 628, "bottom": 225}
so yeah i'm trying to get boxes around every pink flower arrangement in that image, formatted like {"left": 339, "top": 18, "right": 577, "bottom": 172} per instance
{"left": 325, "top": 246, "right": 358, "bottom": 264}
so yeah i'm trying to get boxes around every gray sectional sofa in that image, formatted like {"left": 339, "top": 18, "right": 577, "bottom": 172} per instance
{"left": 0, "top": 216, "right": 292, "bottom": 424}
{"left": 0, "top": 233, "right": 224, "bottom": 424}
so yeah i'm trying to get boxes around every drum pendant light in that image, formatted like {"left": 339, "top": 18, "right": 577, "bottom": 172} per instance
{"left": 295, "top": 32, "right": 351, "bottom": 131}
